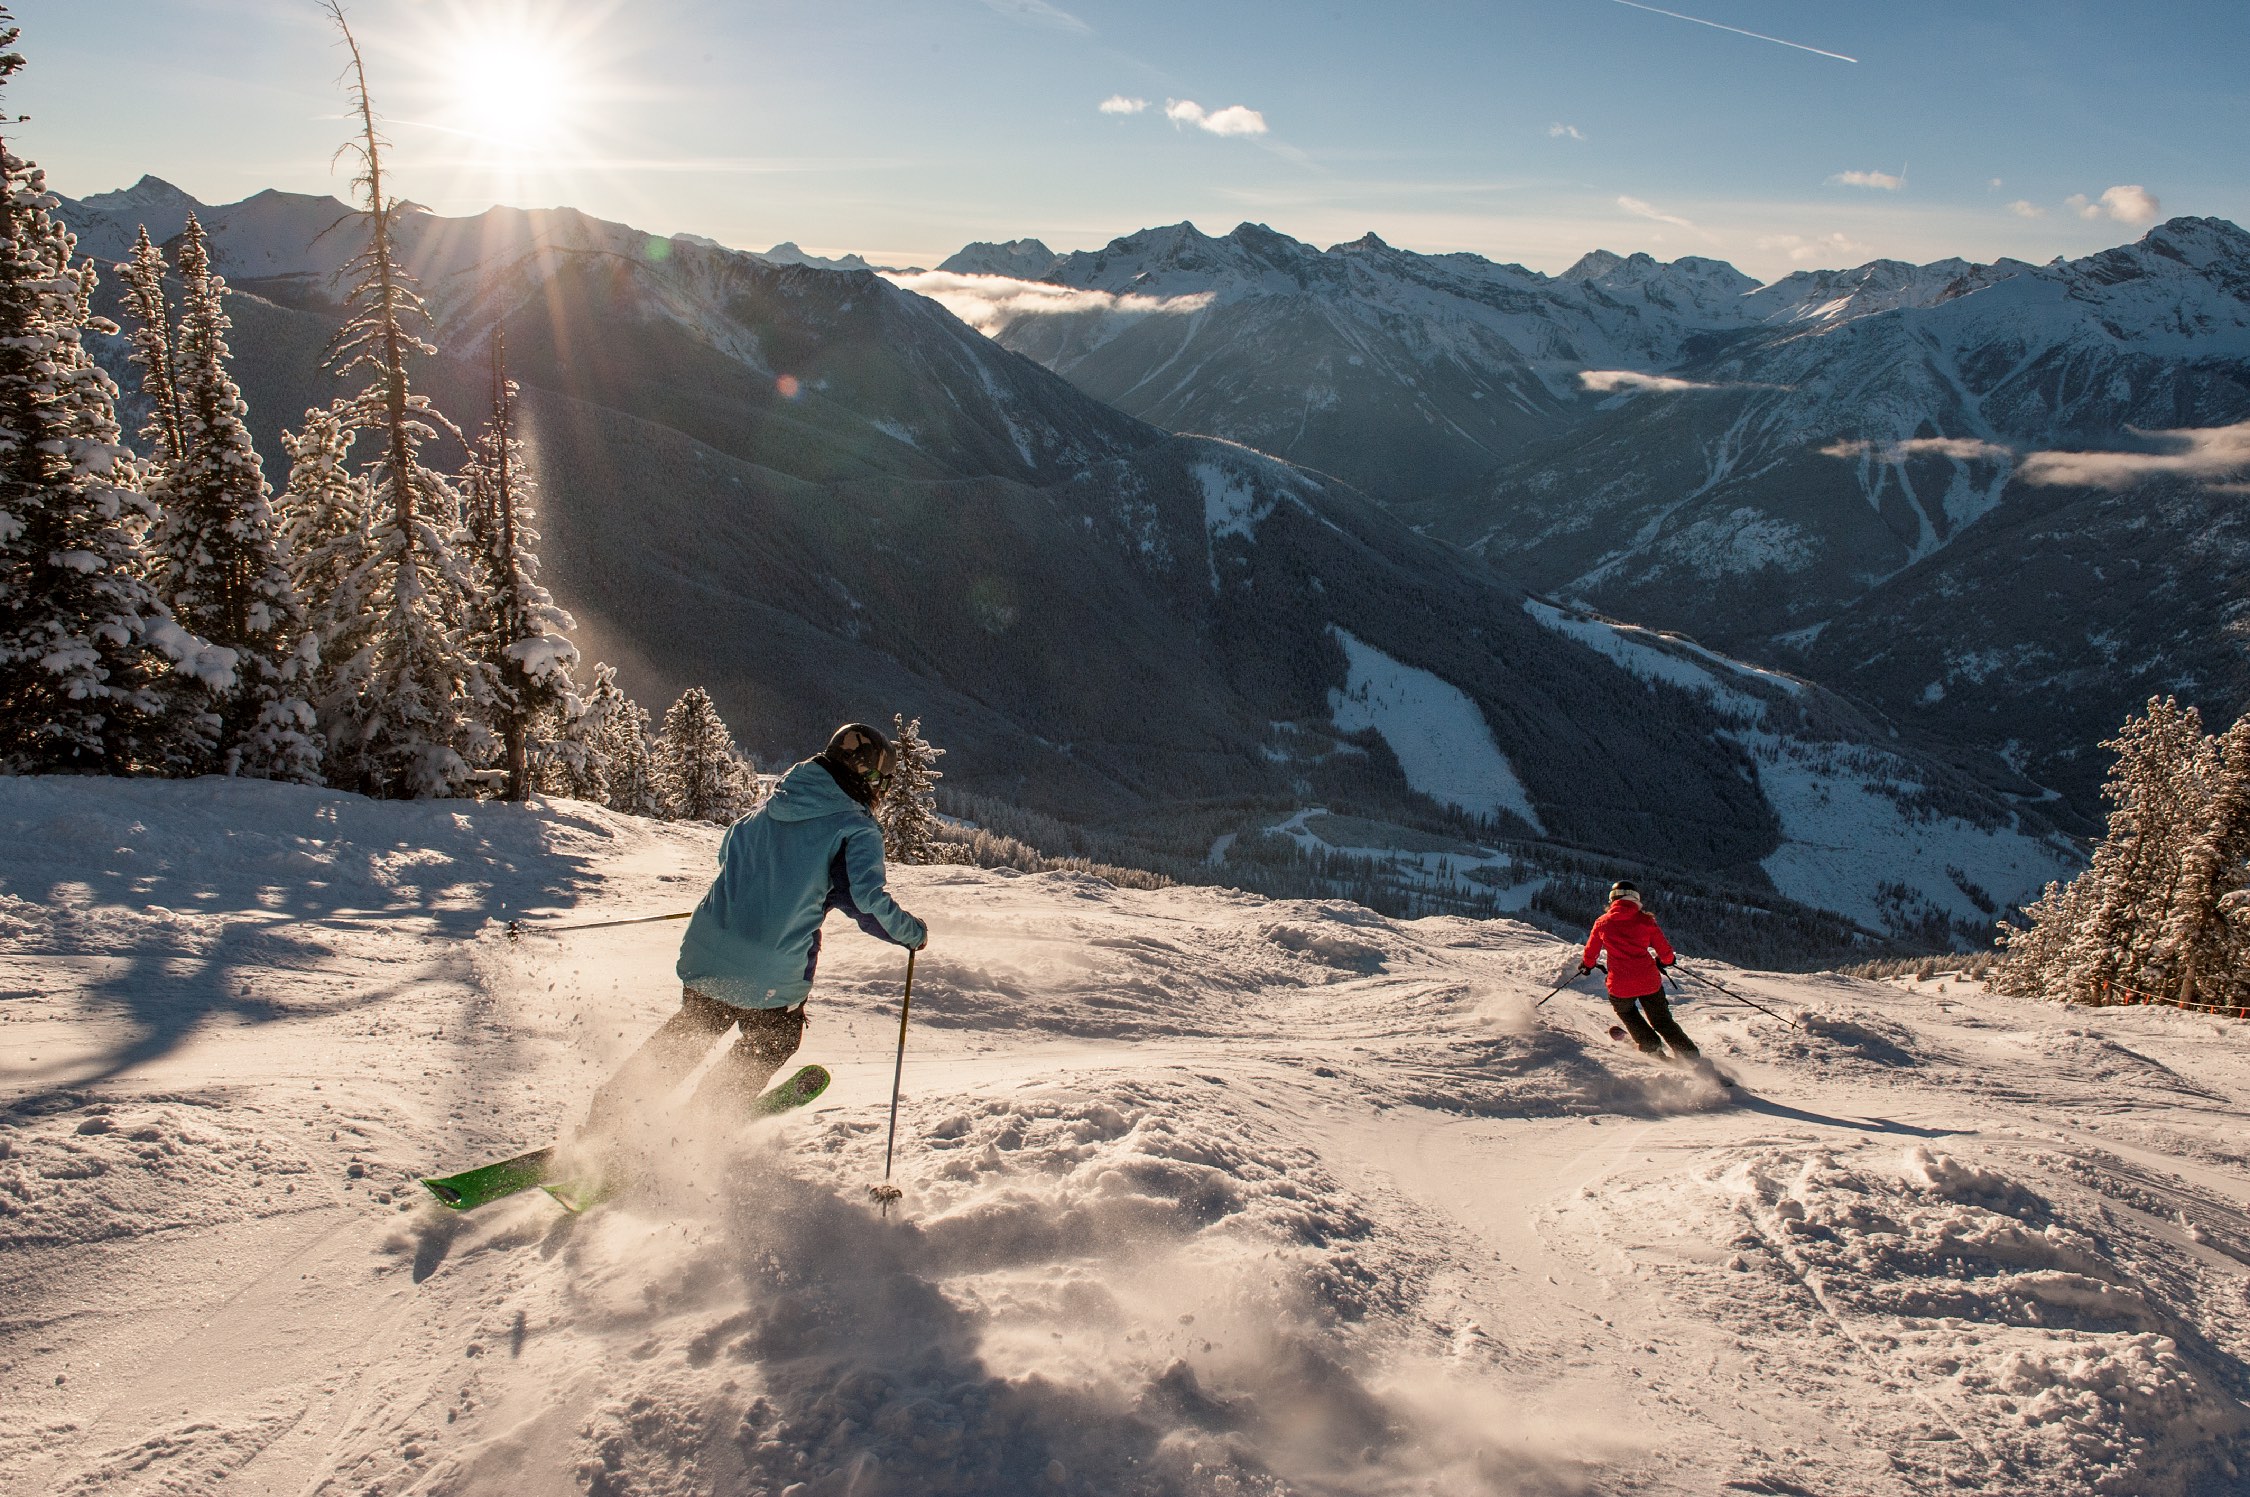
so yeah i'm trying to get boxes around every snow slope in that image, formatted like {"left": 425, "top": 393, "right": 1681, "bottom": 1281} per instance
{"left": 1327, "top": 628, "right": 1543, "bottom": 831}
{"left": 7, "top": 778, "right": 2250, "bottom": 1497}
{"left": 1525, "top": 599, "right": 2078, "bottom": 933}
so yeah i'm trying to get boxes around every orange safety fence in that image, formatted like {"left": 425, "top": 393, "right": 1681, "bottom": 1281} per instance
{"left": 2087, "top": 977, "right": 2250, "bottom": 1019}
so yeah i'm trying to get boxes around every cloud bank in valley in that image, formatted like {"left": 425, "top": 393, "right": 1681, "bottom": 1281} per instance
{"left": 2017, "top": 422, "right": 2250, "bottom": 490}
{"left": 884, "top": 271, "right": 1215, "bottom": 335}
{"left": 1580, "top": 369, "right": 1727, "bottom": 394}
{"left": 1821, "top": 436, "right": 2014, "bottom": 464}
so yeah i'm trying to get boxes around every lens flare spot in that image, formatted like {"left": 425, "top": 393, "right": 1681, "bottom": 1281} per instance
{"left": 775, "top": 374, "right": 802, "bottom": 400}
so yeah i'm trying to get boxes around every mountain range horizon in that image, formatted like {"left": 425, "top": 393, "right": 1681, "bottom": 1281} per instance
{"left": 66, "top": 169, "right": 2235, "bottom": 293}
{"left": 41, "top": 167, "right": 2250, "bottom": 963}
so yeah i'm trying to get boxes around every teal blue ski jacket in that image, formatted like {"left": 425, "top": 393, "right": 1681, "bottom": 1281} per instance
{"left": 675, "top": 759, "right": 926, "bottom": 1009}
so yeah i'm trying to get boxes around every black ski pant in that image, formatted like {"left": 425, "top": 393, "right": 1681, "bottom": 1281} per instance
{"left": 1610, "top": 990, "right": 1698, "bottom": 1057}
{"left": 585, "top": 987, "right": 804, "bottom": 1131}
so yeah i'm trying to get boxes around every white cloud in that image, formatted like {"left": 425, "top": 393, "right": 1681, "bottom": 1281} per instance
{"left": 1548, "top": 122, "right": 1587, "bottom": 141}
{"left": 1820, "top": 436, "right": 2013, "bottom": 464}
{"left": 1756, "top": 230, "right": 1871, "bottom": 264}
{"left": 1616, "top": 194, "right": 1696, "bottom": 230}
{"left": 1827, "top": 169, "right": 1903, "bottom": 190}
{"left": 1164, "top": 99, "right": 1268, "bottom": 136}
{"left": 2007, "top": 199, "right": 2045, "bottom": 219}
{"left": 1580, "top": 369, "right": 1722, "bottom": 394}
{"left": 884, "top": 270, "right": 1214, "bottom": 335}
{"left": 2018, "top": 421, "right": 2250, "bottom": 491}
{"left": 2065, "top": 185, "right": 2161, "bottom": 226}
{"left": 2097, "top": 184, "right": 2161, "bottom": 225}
{"left": 1987, "top": 177, "right": 2004, "bottom": 190}
{"left": 1099, "top": 95, "right": 1147, "bottom": 115}
{"left": 980, "top": 0, "right": 1090, "bottom": 32}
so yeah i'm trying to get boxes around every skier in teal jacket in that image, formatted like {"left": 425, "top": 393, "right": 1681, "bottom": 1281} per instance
{"left": 586, "top": 724, "right": 927, "bottom": 1129}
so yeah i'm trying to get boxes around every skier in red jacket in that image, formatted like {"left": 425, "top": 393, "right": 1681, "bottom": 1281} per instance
{"left": 1580, "top": 881, "right": 1699, "bottom": 1059}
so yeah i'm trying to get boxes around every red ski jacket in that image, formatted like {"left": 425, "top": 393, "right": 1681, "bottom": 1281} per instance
{"left": 1583, "top": 900, "right": 1676, "bottom": 998}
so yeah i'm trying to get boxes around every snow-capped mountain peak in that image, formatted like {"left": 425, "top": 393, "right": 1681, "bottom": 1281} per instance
{"left": 937, "top": 237, "right": 1059, "bottom": 278}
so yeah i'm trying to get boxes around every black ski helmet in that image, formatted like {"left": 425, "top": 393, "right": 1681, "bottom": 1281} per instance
{"left": 820, "top": 722, "right": 898, "bottom": 804}
{"left": 1608, "top": 880, "right": 1643, "bottom": 906}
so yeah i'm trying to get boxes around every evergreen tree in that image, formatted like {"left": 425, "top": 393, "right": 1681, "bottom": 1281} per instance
{"left": 276, "top": 404, "right": 373, "bottom": 768}
{"left": 461, "top": 335, "right": 575, "bottom": 799}
{"left": 318, "top": 3, "right": 476, "bottom": 798}
{"left": 878, "top": 713, "right": 945, "bottom": 863}
{"left": 532, "top": 660, "right": 630, "bottom": 803}
{"left": 600, "top": 691, "right": 658, "bottom": 817}
{"left": 653, "top": 686, "right": 744, "bottom": 823}
{"left": 2151, "top": 716, "right": 2250, "bottom": 1005}
{"left": 118, "top": 224, "right": 185, "bottom": 475}
{"left": 125, "top": 215, "right": 317, "bottom": 780}
{"left": 1996, "top": 698, "right": 2249, "bottom": 1007}
{"left": 2058, "top": 698, "right": 2211, "bottom": 999}
{"left": 1991, "top": 874, "right": 2089, "bottom": 999}
{"left": 0, "top": 21, "right": 216, "bottom": 772}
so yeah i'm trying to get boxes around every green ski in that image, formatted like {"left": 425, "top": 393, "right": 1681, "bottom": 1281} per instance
{"left": 543, "top": 1064, "right": 834, "bottom": 1215}
{"left": 420, "top": 1146, "right": 561, "bottom": 1211}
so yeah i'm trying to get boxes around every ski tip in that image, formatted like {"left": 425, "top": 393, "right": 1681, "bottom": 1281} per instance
{"left": 420, "top": 1178, "right": 466, "bottom": 1209}
{"left": 541, "top": 1181, "right": 593, "bottom": 1214}
{"left": 752, "top": 1064, "right": 834, "bottom": 1116}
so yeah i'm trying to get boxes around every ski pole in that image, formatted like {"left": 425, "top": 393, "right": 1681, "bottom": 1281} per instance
{"left": 1673, "top": 962, "right": 1800, "bottom": 1028}
{"left": 869, "top": 947, "right": 917, "bottom": 1214}
{"left": 1534, "top": 964, "right": 1595, "bottom": 1009}
{"left": 506, "top": 910, "right": 692, "bottom": 940}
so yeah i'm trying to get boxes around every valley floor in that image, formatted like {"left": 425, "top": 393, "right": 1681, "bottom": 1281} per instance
{"left": 4, "top": 777, "right": 2249, "bottom": 1496}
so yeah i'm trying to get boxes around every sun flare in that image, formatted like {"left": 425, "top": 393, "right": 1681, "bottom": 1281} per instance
{"left": 448, "top": 34, "right": 574, "bottom": 156}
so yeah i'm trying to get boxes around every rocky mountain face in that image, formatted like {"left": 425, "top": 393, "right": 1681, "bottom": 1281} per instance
{"left": 928, "top": 215, "right": 2250, "bottom": 818}
{"left": 52, "top": 178, "right": 2080, "bottom": 946}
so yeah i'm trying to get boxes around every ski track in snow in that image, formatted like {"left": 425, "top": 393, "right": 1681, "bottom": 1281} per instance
{"left": 5, "top": 778, "right": 2250, "bottom": 1497}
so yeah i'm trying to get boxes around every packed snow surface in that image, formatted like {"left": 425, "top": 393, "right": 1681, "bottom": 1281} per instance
{"left": 1327, "top": 628, "right": 1544, "bottom": 832}
{"left": 8, "top": 778, "right": 2250, "bottom": 1497}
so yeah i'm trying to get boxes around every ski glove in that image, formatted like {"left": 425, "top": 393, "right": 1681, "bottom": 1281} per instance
{"left": 1577, "top": 964, "right": 1594, "bottom": 977}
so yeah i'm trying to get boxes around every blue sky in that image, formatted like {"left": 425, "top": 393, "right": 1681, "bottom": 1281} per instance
{"left": 16, "top": 0, "right": 2249, "bottom": 280}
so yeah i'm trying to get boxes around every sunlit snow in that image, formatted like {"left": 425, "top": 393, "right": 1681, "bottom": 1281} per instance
{"left": 1327, "top": 627, "right": 1543, "bottom": 831}
{"left": 6, "top": 777, "right": 2249, "bottom": 1496}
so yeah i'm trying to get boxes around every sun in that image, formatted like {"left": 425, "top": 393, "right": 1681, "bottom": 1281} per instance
{"left": 447, "top": 32, "right": 575, "bottom": 158}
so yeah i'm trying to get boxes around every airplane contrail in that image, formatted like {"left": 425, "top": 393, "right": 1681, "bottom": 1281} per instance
{"left": 1606, "top": 0, "right": 1859, "bottom": 63}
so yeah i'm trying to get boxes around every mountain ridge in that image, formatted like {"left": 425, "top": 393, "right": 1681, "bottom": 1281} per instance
{"left": 47, "top": 176, "right": 2086, "bottom": 948}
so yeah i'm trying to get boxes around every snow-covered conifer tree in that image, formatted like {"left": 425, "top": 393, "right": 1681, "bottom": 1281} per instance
{"left": 2151, "top": 716, "right": 2250, "bottom": 1005}
{"left": 653, "top": 686, "right": 744, "bottom": 824}
{"left": 119, "top": 225, "right": 185, "bottom": 475}
{"left": 0, "top": 24, "right": 219, "bottom": 772}
{"left": 531, "top": 660, "right": 629, "bottom": 803}
{"left": 276, "top": 405, "right": 372, "bottom": 770}
{"left": 878, "top": 713, "right": 945, "bottom": 863}
{"left": 2059, "top": 698, "right": 2212, "bottom": 999}
{"left": 461, "top": 336, "right": 575, "bottom": 799}
{"left": 600, "top": 692, "right": 658, "bottom": 817}
{"left": 1992, "top": 874, "right": 2090, "bottom": 998}
{"left": 124, "top": 215, "right": 317, "bottom": 780}
{"left": 312, "top": 5, "right": 478, "bottom": 797}
{"left": 1996, "top": 697, "right": 2242, "bottom": 1006}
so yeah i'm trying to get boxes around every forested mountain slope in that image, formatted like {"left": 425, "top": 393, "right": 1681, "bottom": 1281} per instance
{"left": 58, "top": 179, "right": 2076, "bottom": 944}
